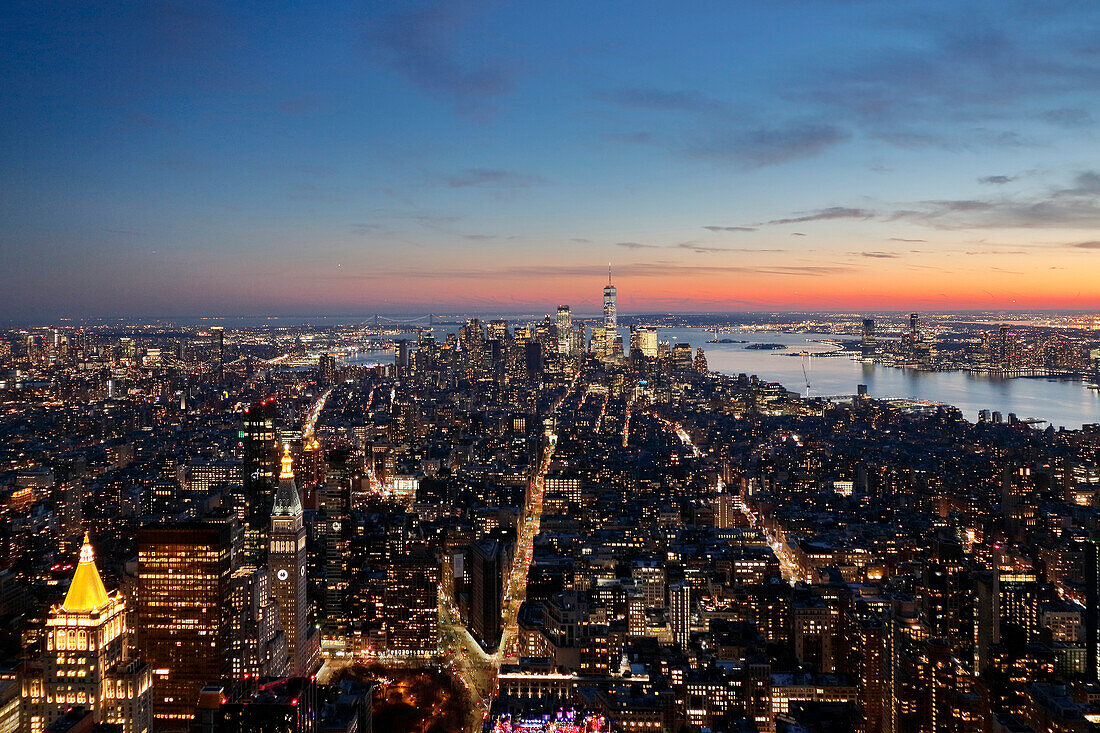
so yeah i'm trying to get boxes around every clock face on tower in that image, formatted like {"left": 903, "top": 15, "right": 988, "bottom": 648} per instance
{"left": 277, "top": 569, "right": 289, "bottom": 581}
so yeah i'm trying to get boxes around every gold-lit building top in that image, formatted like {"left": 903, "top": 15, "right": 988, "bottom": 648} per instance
{"left": 61, "top": 533, "right": 110, "bottom": 613}
{"left": 279, "top": 443, "right": 294, "bottom": 480}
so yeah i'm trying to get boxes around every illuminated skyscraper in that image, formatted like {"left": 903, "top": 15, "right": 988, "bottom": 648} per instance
{"left": 134, "top": 523, "right": 235, "bottom": 731}
{"left": 861, "top": 318, "right": 876, "bottom": 359}
{"left": 22, "top": 534, "right": 152, "bottom": 733}
{"left": 383, "top": 543, "right": 438, "bottom": 657}
{"left": 269, "top": 446, "right": 311, "bottom": 674}
{"left": 603, "top": 265, "right": 617, "bottom": 352}
{"left": 670, "top": 581, "right": 691, "bottom": 649}
{"left": 556, "top": 305, "right": 572, "bottom": 356}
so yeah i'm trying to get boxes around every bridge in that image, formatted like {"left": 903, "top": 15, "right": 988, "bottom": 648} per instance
{"left": 373, "top": 314, "right": 433, "bottom": 326}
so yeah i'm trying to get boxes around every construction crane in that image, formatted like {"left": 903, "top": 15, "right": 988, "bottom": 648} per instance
{"left": 800, "top": 351, "right": 811, "bottom": 397}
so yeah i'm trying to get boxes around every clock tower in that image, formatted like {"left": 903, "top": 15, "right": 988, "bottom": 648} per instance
{"left": 270, "top": 445, "right": 309, "bottom": 674}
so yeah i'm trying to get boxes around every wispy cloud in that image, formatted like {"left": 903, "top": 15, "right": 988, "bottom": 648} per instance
{"left": 703, "top": 225, "right": 757, "bottom": 233}
{"left": 978, "top": 175, "right": 1015, "bottom": 185}
{"left": 785, "top": 8, "right": 1100, "bottom": 150}
{"left": 366, "top": 1, "right": 513, "bottom": 115}
{"left": 776, "top": 171, "right": 1100, "bottom": 231}
{"left": 855, "top": 251, "right": 900, "bottom": 258}
{"left": 613, "top": 241, "right": 661, "bottom": 250}
{"left": 763, "top": 207, "right": 872, "bottom": 226}
{"left": 676, "top": 242, "right": 784, "bottom": 254}
{"left": 443, "top": 168, "right": 545, "bottom": 188}
{"left": 1041, "top": 108, "right": 1095, "bottom": 128}
{"left": 889, "top": 237, "right": 926, "bottom": 242}
{"left": 612, "top": 241, "right": 783, "bottom": 254}
{"left": 1071, "top": 240, "right": 1100, "bottom": 249}
{"left": 600, "top": 131, "right": 653, "bottom": 144}
{"left": 599, "top": 87, "right": 725, "bottom": 114}
{"left": 308, "top": 262, "right": 856, "bottom": 281}
{"left": 687, "top": 123, "right": 850, "bottom": 169}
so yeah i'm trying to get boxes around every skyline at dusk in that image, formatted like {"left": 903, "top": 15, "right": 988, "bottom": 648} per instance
{"left": 4, "top": 0, "right": 1100, "bottom": 318}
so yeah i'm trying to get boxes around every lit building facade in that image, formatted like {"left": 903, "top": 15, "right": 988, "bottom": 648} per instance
{"left": 21, "top": 535, "right": 152, "bottom": 733}
{"left": 134, "top": 523, "right": 235, "bottom": 731}
{"left": 383, "top": 543, "right": 438, "bottom": 656}
{"left": 556, "top": 306, "right": 572, "bottom": 356}
{"left": 270, "top": 447, "right": 311, "bottom": 674}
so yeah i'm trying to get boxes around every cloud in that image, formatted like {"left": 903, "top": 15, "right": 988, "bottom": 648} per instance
{"left": 791, "top": 232, "right": 807, "bottom": 236}
{"left": 763, "top": 207, "right": 872, "bottom": 226}
{"left": 785, "top": 9, "right": 1100, "bottom": 150}
{"left": 889, "top": 237, "right": 926, "bottom": 242}
{"left": 888, "top": 186, "right": 1100, "bottom": 230}
{"left": 613, "top": 241, "right": 661, "bottom": 250}
{"left": 315, "top": 262, "right": 856, "bottom": 281}
{"left": 856, "top": 251, "right": 900, "bottom": 258}
{"left": 1060, "top": 170, "right": 1100, "bottom": 195}
{"left": 703, "top": 226, "right": 757, "bottom": 233}
{"left": 599, "top": 88, "right": 725, "bottom": 114}
{"left": 770, "top": 172, "right": 1100, "bottom": 230}
{"left": 350, "top": 223, "right": 385, "bottom": 235}
{"left": 444, "top": 169, "right": 545, "bottom": 188}
{"left": 978, "top": 175, "right": 1015, "bottom": 185}
{"left": 1041, "top": 108, "right": 1095, "bottom": 128}
{"left": 613, "top": 241, "right": 783, "bottom": 253}
{"left": 675, "top": 243, "right": 785, "bottom": 254}
{"left": 601, "top": 132, "right": 653, "bottom": 144}
{"left": 1071, "top": 241, "right": 1100, "bottom": 249}
{"left": 687, "top": 123, "right": 850, "bottom": 168}
{"left": 366, "top": 1, "right": 513, "bottom": 114}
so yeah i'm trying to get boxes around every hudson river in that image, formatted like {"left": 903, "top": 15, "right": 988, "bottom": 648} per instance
{"left": 656, "top": 328, "right": 1100, "bottom": 430}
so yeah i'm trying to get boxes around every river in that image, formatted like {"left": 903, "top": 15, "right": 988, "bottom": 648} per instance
{"left": 651, "top": 328, "right": 1100, "bottom": 430}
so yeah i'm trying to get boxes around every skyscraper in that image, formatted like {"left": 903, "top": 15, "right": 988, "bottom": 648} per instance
{"left": 243, "top": 400, "right": 279, "bottom": 563}
{"left": 22, "top": 534, "right": 153, "bottom": 733}
{"left": 134, "top": 523, "right": 236, "bottom": 731}
{"left": 383, "top": 543, "right": 438, "bottom": 657}
{"left": 1086, "top": 536, "right": 1100, "bottom": 680}
{"left": 670, "top": 581, "right": 691, "bottom": 649}
{"left": 603, "top": 265, "right": 617, "bottom": 354}
{"left": 861, "top": 318, "right": 876, "bottom": 359}
{"left": 469, "top": 539, "right": 505, "bottom": 651}
{"left": 556, "top": 305, "right": 572, "bottom": 356}
{"left": 269, "top": 446, "right": 311, "bottom": 674}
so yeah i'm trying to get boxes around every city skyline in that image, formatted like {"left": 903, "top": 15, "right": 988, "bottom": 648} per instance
{"left": 3, "top": 1, "right": 1100, "bottom": 318}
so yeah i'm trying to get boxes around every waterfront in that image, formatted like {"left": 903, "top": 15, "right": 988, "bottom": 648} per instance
{"left": 348, "top": 326, "right": 1100, "bottom": 428}
{"left": 654, "top": 328, "right": 1100, "bottom": 429}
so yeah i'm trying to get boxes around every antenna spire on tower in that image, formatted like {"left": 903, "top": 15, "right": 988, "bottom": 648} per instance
{"left": 608, "top": 262, "right": 612, "bottom": 286}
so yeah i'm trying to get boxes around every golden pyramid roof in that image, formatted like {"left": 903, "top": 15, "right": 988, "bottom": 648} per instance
{"left": 62, "top": 533, "right": 110, "bottom": 613}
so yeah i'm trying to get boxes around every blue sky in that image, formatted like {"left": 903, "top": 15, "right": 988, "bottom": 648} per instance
{"left": 2, "top": 0, "right": 1100, "bottom": 318}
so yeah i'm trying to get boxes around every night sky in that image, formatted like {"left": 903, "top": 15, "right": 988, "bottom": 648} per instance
{"left": 3, "top": 1, "right": 1100, "bottom": 319}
